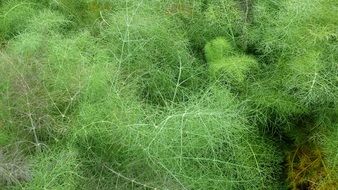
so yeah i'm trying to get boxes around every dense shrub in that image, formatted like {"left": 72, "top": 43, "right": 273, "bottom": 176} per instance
{"left": 166, "top": 0, "right": 248, "bottom": 56}
{"left": 0, "top": 0, "right": 336, "bottom": 189}
{"left": 102, "top": 7, "right": 207, "bottom": 105}
{"left": 74, "top": 86, "right": 283, "bottom": 189}
{"left": 250, "top": 0, "right": 338, "bottom": 107}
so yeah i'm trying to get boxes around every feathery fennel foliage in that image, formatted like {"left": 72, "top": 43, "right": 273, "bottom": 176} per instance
{"left": 0, "top": 0, "right": 39, "bottom": 41}
{"left": 22, "top": 148, "right": 81, "bottom": 190}
{"left": 250, "top": 0, "right": 338, "bottom": 108}
{"left": 205, "top": 37, "right": 258, "bottom": 86}
{"left": 74, "top": 85, "right": 282, "bottom": 189}
{"left": 102, "top": 6, "right": 207, "bottom": 105}
{"left": 0, "top": 0, "right": 337, "bottom": 189}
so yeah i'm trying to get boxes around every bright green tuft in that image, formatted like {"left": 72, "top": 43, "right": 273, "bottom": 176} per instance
{"left": 205, "top": 37, "right": 234, "bottom": 62}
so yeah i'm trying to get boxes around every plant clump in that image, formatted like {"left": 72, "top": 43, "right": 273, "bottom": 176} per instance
{"left": 205, "top": 37, "right": 258, "bottom": 86}
{"left": 0, "top": 0, "right": 337, "bottom": 189}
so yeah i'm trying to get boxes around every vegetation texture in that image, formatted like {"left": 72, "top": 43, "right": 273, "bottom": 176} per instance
{"left": 0, "top": 0, "right": 337, "bottom": 189}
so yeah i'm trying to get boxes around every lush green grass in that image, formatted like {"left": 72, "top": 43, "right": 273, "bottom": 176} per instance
{"left": 0, "top": 0, "right": 337, "bottom": 189}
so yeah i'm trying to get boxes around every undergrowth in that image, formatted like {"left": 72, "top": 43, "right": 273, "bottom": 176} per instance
{"left": 0, "top": 0, "right": 337, "bottom": 189}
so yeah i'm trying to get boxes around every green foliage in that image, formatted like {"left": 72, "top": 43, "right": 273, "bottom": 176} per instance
{"left": 313, "top": 110, "right": 338, "bottom": 188}
{"left": 169, "top": 0, "right": 247, "bottom": 55}
{"left": 142, "top": 87, "right": 282, "bottom": 189}
{"left": 73, "top": 86, "right": 283, "bottom": 189}
{"left": 49, "top": 0, "right": 114, "bottom": 27}
{"left": 26, "top": 10, "right": 71, "bottom": 34}
{"left": 249, "top": 0, "right": 338, "bottom": 118}
{"left": 0, "top": 11, "right": 75, "bottom": 148}
{"left": 205, "top": 37, "right": 234, "bottom": 62}
{"left": 251, "top": 0, "right": 338, "bottom": 58}
{"left": 320, "top": 124, "right": 338, "bottom": 188}
{"left": 278, "top": 51, "right": 337, "bottom": 107}
{"left": 23, "top": 148, "right": 81, "bottom": 190}
{"left": 0, "top": 0, "right": 337, "bottom": 189}
{"left": 209, "top": 55, "right": 258, "bottom": 84}
{"left": 205, "top": 37, "right": 258, "bottom": 86}
{"left": 247, "top": 0, "right": 338, "bottom": 122}
{"left": 0, "top": 129, "right": 10, "bottom": 146}
{"left": 0, "top": 0, "right": 39, "bottom": 41}
{"left": 0, "top": 144, "right": 30, "bottom": 188}
{"left": 102, "top": 7, "right": 207, "bottom": 105}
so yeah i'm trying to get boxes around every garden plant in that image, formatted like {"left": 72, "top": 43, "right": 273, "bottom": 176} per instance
{"left": 0, "top": 0, "right": 337, "bottom": 189}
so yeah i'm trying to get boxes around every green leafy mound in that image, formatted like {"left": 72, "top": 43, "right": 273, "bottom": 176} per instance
{"left": 0, "top": 11, "right": 77, "bottom": 148}
{"left": 205, "top": 37, "right": 235, "bottom": 62}
{"left": 102, "top": 8, "right": 206, "bottom": 105}
{"left": 250, "top": 0, "right": 338, "bottom": 107}
{"left": 205, "top": 37, "right": 258, "bottom": 85}
{"left": 277, "top": 51, "right": 337, "bottom": 107}
{"left": 74, "top": 86, "right": 282, "bottom": 189}
{"left": 247, "top": 0, "right": 337, "bottom": 120}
